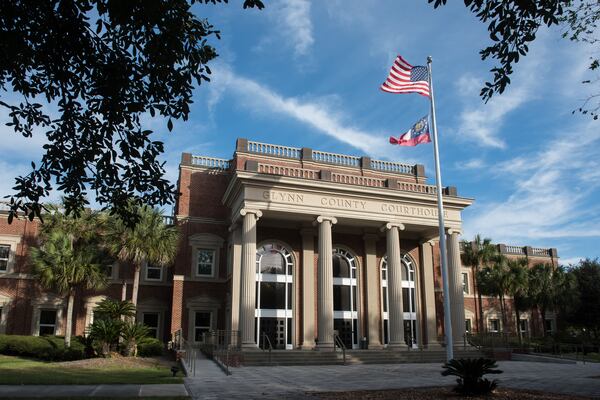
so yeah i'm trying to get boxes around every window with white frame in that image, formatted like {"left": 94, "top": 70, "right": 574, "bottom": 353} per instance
{"left": 462, "top": 272, "right": 469, "bottom": 294}
{"left": 105, "top": 264, "right": 113, "bottom": 278}
{"left": 0, "top": 245, "right": 10, "bottom": 272}
{"left": 196, "top": 249, "right": 215, "bottom": 277}
{"left": 38, "top": 309, "right": 57, "bottom": 336}
{"left": 189, "top": 233, "right": 223, "bottom": 280}
{"left": 489, "top": 318, "right": 500, "bottom": 333}
{"left": 145, "top": 263, "right": 163, "bottom": 281}
{"left": 545, "top": 319, "right": 554, "bottom": 334}
{"left": 142, "top": 312, "right": 160, "bottom": 339}
{"left": 194, "top": 311, "right": 212, "bottom": 342}
{"left": 465, "top": 319, "right": 472, "bottom": 333}
{"left": 519, "top": 319, "right": 528, "bottom": 333}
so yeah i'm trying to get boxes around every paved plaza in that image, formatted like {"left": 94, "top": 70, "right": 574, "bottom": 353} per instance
{"left": 186, "top": 356, "right": 600, "bottom": 400}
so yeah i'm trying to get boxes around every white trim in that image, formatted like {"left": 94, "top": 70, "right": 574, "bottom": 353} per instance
{"left": 462, "top": 271, "right": 469, "bottom": 294}
{"left": 186, "top": 296, "right": 220, "bottom": 344}
{"left": 84, "top": 295, "right": 107, "bottom": 330}
{"left": 255, "top": 241, "right": 295, "bottom": 350}
{"left": 189, "top": 233, "right": 224, "bottom": 281}
{"left": 31, "top": 294, "right": 65, "bottom": 336}
{"left": 0, "top": 293, "right": 12, "bottom": 334}
{"left": 0, "top": 235, "right": 21, "bottom": 275}
{"left": 332, "top": 246, "right": 360, "bottom": 349}
{"left": 144, "top": 262, "right": 164, "bottom": 282}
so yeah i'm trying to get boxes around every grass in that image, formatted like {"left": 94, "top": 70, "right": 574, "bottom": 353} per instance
{"left": 0, "top": 355, "right": 184, "bottom": 385}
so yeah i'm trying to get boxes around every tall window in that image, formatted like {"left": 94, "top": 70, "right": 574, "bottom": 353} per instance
{"left": 333, "top": 247, "right": 358, "bottom": 349}
{"left": 255, "top": 243, "right": 294, "bottom": 350}
{"left": 381, "top": 253, "right": 417, "bottom": 347}
{"left": 462, "top": 272, "right": 469, "bottom": 294}
{"left": 489, "top": 318, "right": 500, "bottom": 333}
{"left": 196, "top": 249, "right": 215, "bottom": 277}
{"left": 143, "top": 312, "right": 160, "bottom": 339}
{"left": 465, "top": 319, "right": 472, "bottom": 333}
{"left": 39, "top": 309, "right": 57, "bottom": 336}
{"left": 519, "top": 319, "right": 528, "bottom": 333}
{"left": 544, "top": 319, "right": 553, "bottom": 335}
{"left": 0, "top": 245, "right": 9, "bottom": 272}
{"left": 194, "top": 311, "right": 212, "bottom": 342}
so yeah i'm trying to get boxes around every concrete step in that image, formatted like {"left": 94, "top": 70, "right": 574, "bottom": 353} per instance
{"left": 239, "top": 349, "right": 485, "bottom": 366}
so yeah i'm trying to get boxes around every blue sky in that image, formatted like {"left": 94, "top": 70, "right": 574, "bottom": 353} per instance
{"left": 2, "top": 1, "right": 599, "bottom": 264}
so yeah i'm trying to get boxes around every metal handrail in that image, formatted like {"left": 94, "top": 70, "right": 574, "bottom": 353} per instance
{"left": 261, "top": 332, "right": 273, "bottom": 364}
{"left": 172, "top": 329, "right": 196, "bottom": 377}
{"left": 333, "top": 333, "right": 347, "bottom": 365}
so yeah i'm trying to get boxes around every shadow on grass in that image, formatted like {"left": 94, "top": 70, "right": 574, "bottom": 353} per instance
{"left": 0, "top": 355, "right": 183, "bottom": 385}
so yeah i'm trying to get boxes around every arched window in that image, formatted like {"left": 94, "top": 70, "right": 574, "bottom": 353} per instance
{"left": 255, "top": 242, "right": 294, "bottom": 349}
{"left": 333, "top": 247, "right": 359, "bottom": 349}
{"left": 381, "top": 253, "right": 418, "bottom": 347}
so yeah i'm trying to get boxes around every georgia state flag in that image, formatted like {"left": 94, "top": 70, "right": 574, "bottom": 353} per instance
{"left": 390, "top": 116, "right": 431, "bottom": 147}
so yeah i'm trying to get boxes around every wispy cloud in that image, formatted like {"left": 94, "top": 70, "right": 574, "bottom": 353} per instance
{"left": 464, "top": 120, "right": 600, "bottom": 241}
{"left": 267, "top": 0, "right": 314, "bottom": 58}
{"left": 454, "top": 158, "right": 485, "bottom": 170}
{"left": 207, "top": 65, "right": 408, "bottom": 160}
{"left": 453, "top": 32, "right": 550, "bottom": 149}
{"left": 560, "top": 256, "right": 584, "bottom": 267}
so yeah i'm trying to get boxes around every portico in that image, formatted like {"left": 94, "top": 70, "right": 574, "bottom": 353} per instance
{"left": 224, "top": 160, "right": 473, "bottom": 351}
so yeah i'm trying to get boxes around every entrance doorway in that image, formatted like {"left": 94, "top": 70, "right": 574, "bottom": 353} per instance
{"left": 381, "top": 253, "right": 418, "bottom": 347}
{"left": 333, "top": 247, "right": 359, "bottom": 349}
{"left": 255, "top": 243, "right": 294, "bottom": 349}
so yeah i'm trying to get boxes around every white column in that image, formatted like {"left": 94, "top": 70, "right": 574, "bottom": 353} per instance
{"left": 239, "top": 208, "right": 262, "bottom": 348}
{"left": 420, "top": 240, "right": 440, "bottom": 348}
{"left": 447, "top": 228, "right": 466, "bottom": 346}
{"left": 363, "top": 233, "right": 383, "bottom": 348}
{"left": 381, "top": 222, "right": 406, "bottom": 348}
{"left": 229, "top": 225, "right": 242, "bottom": 333}
{"left": 301, "top": 229, "right": 316, "bottom": 349}
{"left": 316, "top": 216, "right": 337, "bottom": 349}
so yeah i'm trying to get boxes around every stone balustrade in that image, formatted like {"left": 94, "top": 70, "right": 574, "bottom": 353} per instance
{"left": 241, "top": 138, "right": 419, "bottom": 176}
{"left": 258, "top": 163, "right": 319, "bottom": 179}
{"left": 312, "top": 150, "right": 361, "bottom": 167}
{"left": 504, "top": 245, "right": 525, "bottom": 255}
{"left": 371, "top": 159, "right": 414, "bottom": 175}
{"left": 331, "top": 172, "right": 386, "bottom": 187}
{"left": 247, "top": 140, "right": 301, "bottom": 159}
{"left": 191, "top": 155, "right": 231, "bottom": 170}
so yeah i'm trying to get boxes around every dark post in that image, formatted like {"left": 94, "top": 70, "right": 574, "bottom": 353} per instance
{"left": 301, "top": 147, "right": 313, "bottom": 161}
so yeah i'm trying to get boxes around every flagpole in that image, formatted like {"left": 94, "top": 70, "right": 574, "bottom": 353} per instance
{"left": 427, "top": 56, "right": 454, "bottom": 362}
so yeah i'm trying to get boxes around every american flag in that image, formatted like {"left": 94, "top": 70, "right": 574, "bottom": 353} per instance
{"left": 380, "top": 55, "right": 430, "bottom": 97}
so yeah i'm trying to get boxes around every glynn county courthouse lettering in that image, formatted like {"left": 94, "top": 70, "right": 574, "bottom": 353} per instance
{"left": 0, "top": 138, "right": 559, "bottom": 357}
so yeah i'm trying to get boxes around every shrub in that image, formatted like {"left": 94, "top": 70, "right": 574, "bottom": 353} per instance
{"left": 89, "top": 319, "right": 122, "bottom": 357}
{"left": 138, "top": 338, "right": 164, "bottom": 357}
{"left": 120, "top": 321, "right": 151, "bottom": 357}
{"left": 0, "top": 334, "right": 85, "bottom": 361}
{"left": 441, "top": 357, "right": 503, "bottom": 395}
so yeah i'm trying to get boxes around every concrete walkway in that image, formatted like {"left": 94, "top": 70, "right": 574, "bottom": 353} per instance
{"left": 0, "top": 384, "right": 189, "bottom": 398}
{"left": 185, "top": 361, "right": 600, "bottom": 399}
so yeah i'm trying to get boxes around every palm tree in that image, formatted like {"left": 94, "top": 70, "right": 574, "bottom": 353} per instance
{"left": 121, "top": 321, "right": 151, "bottom": 356}
{"left": 105, "top": 204, "right": 179, "bottom": 309}
{"left": 94, "top": 298, "right": 136, "bottom": 321}
{"left": 504, "top": 258, "right": 529, "bottom": 343}
{"left": 529, "top": 263, "right": 555, "bottom": 336}
{"left": 30, "top": 228, "right": 109, "bottom": 347}
{"left": 461, "top": 235, "right": 498, "bottom": 333}
{"left": 89, "top": 318, "right": 123, "bottom": 357}
{"left": 477, "top": 256, "right": 506, "bottom": 331}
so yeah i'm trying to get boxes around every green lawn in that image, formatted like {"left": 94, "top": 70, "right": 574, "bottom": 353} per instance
{"left": 0, "top": 355, "right": 184, "bottom": 385}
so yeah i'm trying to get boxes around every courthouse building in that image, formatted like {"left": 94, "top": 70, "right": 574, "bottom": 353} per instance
{"left": 0, "top": 138, "right": 559, "bottom": 350}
